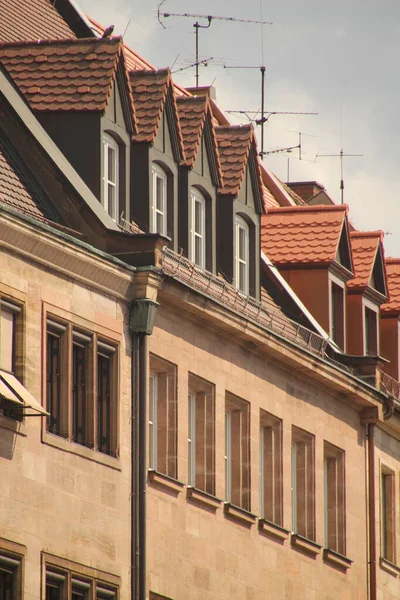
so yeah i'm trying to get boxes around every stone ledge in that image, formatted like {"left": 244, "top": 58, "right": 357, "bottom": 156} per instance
{"left": 147, "top": 469, "right": 184, "bottom": 494}
{"left": 186, "top": 486, "right": 221, "bottom": 510}
{"left": 0, "top": 415, "right": 26, "bottom": 436}
{"left": 323, "top": 548, "right": 353, "bottom": 570}
{"left": 258, "top": 518, "right": 290, "bottom": 541}
{"left": 42, "top": 430, "right": 120, "bottom": 470}
{"left": 224, "top": 503, "right": 257, "bottom": 526}
{"left": 380, "top": 557, "right": 400, "bottom": 577}
{"left": 291, "top": 534, "right": 321, "bottom": 556}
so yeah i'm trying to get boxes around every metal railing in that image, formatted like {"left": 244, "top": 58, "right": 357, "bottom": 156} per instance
{"left": 161, "top": 247, "right": 329, "bottom": 357}
{"left": 379, "top": 370, "right": 400, "bottom": 403}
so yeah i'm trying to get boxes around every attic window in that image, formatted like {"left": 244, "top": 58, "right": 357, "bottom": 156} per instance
{"left": 330, "top": 278, "right": 345, "bottom": 350}
{"left": 364, "top": 302, "right": 379, "bottom": 356}
{"left": 103, "top": 134, "right": 119, "bottom": 221}
{"left": 151, "top": 164, "right": 167, "bottom": 236}
{"left": 190, "top": 188, "right": 206, "bottom": 268}
{"left": 235, "top": 215, "right": 249, "bottom": 295}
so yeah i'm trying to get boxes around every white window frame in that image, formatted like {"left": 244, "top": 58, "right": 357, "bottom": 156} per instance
{"left": 151, "top": 164, "right": 167, "bottom": 236}
{"left": 190, "top": 188, "right": 206, "bottom": 268}
{"left": 329, "top": 273, "right": 346, "bottom": 351}
{"left": 188, "top": 392, "right": 196, "bottom": 486}
{"left": 102, "top": 133, "right": 119, "bottom": 222}
{"left": 234, "top": 215, "right": 249, "bottom": 295}
{"left": 362, "top": 298, "right": 379, "bottom": 356}
{"left": 149, "top": 373, "right": 158, "bottom": 471}
{"left": 225, "top": 410, "right": 232, "bottom": 503}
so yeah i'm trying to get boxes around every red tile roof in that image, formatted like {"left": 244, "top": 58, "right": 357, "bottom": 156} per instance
{"left": 347, "top": 231, "right": 383, "bottom": 290}
{"left": 130, "top": 69, "right": 184, "bottom": 157}
{"left": 0, "top": 37, "right": 133, "bottom": 114}
{"left": 261, "top": 204, "right": 349, "bottom": 266}
{"left": 381, "top": 259, "right": 400, "bottom": 314}
{"left": 216, "top": 125, "right": 260, "bottom": 196}
{"left": 0, "top": 0, "right": 76, "bottom": 43}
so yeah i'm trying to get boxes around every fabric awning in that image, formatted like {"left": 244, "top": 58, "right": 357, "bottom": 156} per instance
{"left": 0, "top": 370, "right": 49, "bottom": 416}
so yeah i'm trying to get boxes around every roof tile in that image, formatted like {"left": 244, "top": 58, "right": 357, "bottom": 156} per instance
{"left": 261, "top": 204, "right": 349, "bottom": 266}
{"left": 347, "top": 231, "right": 383, "bottom": 290}
{"left": 0, "top": 0, "right": 76, "bottom": 43}
{"left": 382, "top": 259, "right": 400, "bottom": 313}
{"left": 216, "top": 125, "right": 257, "bottom": 196}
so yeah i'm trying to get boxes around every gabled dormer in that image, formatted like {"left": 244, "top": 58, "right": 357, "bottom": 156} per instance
{"left": 380, "top": 259, "right": 400, "bottom": 379}
{"left": 176, "top": 95, "right": 221, "bottom": 273}
{"left": 346, "top": 231, "right": 387, "bottom": 356}
{"left": 0, "top": 37, "right": 136, "bottom": 224}
{"left": 261, "top": 204, "right": 354, "bottom": 350}
{"left": 130, "top": 69, "right": 184, "bottom": 250}
{"left": 215, "top": 124, "right": 264, "bottom": 299}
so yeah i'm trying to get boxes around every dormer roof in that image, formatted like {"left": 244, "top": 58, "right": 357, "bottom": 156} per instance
{"left": 216, "top": 124, "right": 262, "bottom": 199}
{"left": 261, "top": 204, "right": 353, "bottom": 272}
{"left": 0, "top": 37, "right": 136, "bottom": 130}
{"left": 381, "top": 259, "right": 400, "bottom": 315}
{"left": 0, "top": 0, "right": 76, "bottom": 43}
{"left": 129, "top": 68, "right": 184, "bottom": 161}
{"left": 176, "top": 95, "right": 222, "bottom": 184}
{"left": 347, "top": 231, "right": 387, "bottom": 297}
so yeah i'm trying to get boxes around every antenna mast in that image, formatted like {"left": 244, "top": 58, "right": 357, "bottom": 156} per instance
{"left": 158, "top": 8, "right": 272, "bottom": 86}
{"left": 317, "top": 149, "right": 363, "bottom": 204}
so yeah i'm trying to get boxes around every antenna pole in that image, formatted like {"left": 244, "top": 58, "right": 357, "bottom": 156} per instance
{"left": 299, "top": 132, "right": 302, "bottom": 161}
{"left": 261, "top": 66, "right": 265, "bottom": 158}
{"left": 287, "top": 157, "right": 290, "bottom": 182}
{"left": 340, "top": 149, "right": 344, "bottom": 204}
{"left": 195, "top": 22, "right": 199, "bottom": 86}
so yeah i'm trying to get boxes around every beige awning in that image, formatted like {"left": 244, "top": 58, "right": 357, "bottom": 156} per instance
{"left": 0, "top": 371, "right": 49, "bottom": 416}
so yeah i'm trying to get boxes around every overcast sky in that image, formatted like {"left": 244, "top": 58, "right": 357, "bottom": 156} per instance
{"left": 78, "top": 0, "right": 400, "bottom": 256}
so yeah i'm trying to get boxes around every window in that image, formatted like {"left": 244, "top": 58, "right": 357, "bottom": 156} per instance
{"left": 260, "top": 411, "right": 282, "bottom": 526}
{"left": 330, "top": 279, "right": 345, "bottom": 349}
{"left": 0, "top": 299, "right": 21, "bottom": 421}
{"left": 151, "top": 164, "right": 167, "bottom": 236}
{"left": 364, "top": 305, "right": 378, "bottom": 356}
{"left": 225, "top": 393, "right": 250, "bottom": 511}
{"left": 149, "top": 355, "right": 177, "bottom": 478}
{"left": 0, "top": 544, "right": 23, "bottom": 600}
{"left": 381, "top": 467, "right": 395, "bottom": 563}
{"left": 324, "top": 442, "right": 346, "bottom": 555}
{"left": 45, "top": 558, "right": 118, "bottom": 600}
{"left": 292, "top": 426, "right": 315, "bottom": 540}
{"left": 103, "top": 134, "right": 119, "bottom": 221}
{"left": 190, "top": 188, "right": 206, "bottom": 268}
{"left": 188, "top": 374, "right": 215, "bottom": 494}
{"left": 46, "top": 319, "right": 118, "bottom": 457}
{"left": 234, "top": 216, "right": 249, "bottom": 295}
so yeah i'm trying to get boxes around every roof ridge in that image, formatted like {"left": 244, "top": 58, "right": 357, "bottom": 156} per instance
{"left": 0, "top": 36, "right": 122, "bottom": 49}
{"left": 350, "top": 230, "right": 384, "bottom": 239}
{"left": 266, "top": 203, "right": 348, "bottom": 214}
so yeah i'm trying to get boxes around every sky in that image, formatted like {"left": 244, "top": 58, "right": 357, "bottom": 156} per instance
{"left": 77, "top": 0, "right": 400, "bottom": 256}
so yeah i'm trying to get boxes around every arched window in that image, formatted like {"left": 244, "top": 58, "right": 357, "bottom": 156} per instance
{"left": 235, "top": 215, "right": 249, "bottom": 295}
{"left": 190, "top": 188, "right": 206, "bottom": 268}
{"left": 151, "top": 163, "right": 167, "bottom": 235}
{"left": 102, "top": 133, "right": 119, "bottom": 221}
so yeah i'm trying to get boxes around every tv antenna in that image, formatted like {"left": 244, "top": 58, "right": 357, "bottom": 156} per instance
{"left": 316, "top": 149, "right": 363, "bottom": 204}
{"left": 157, "top": 5, "right": 272, "bottom": 86}
{"left": 225, "top": 65, "right": 317, "bottom": 158}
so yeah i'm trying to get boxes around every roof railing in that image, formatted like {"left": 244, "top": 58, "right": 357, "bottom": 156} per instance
{"left": 161, "top": 246, "right": 328, "bottom": 357}
{"left": 379, "top": 370, "right": 400, "bottom": 404}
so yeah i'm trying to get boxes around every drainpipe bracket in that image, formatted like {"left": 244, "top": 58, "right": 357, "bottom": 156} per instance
{"left": 129, "top": 298, "right": 159, "bottom": 335}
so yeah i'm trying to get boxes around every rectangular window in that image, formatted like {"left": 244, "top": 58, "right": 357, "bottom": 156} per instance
{"left": 260, "top": 411, "right": 282, "bottom": 525}
{"left": 45, "top": 557, "right": 118, "bottom": 600}
{"left": 381, "top": 468, "right": 395, "bottom": 563}
{"left": 292, "top": 426, "right": 315, "bottom": 540}
{"left": 103, "top": 134, "right": 119, "bottom": 221}
{"left": 324, "top": 442, "right": 346, "bottom": 555}
{"left": 188, "top": 374, "right": 215, "bottom": 495}
{"left": 0, "top": 299, "right": 23, "bottom": 421}
{"left": 365, "top": 306, "right": 378, "bottom": 356}
{"left": 149, "top": 355, "right": 177, "bottom": 478}
{"left": 46, "top": 319, "right": 118, "bottom": 457}
{"left": 235, "top": 216, "right": 249, "bottom": 295}
{"left": 190, "top": 189, "right": 206, "bottom": 268}
{"left": 225, "top": 393, "right": 250, "bottom": 511}
{"left": 0, "top": 541, "right": 24, "bottom": 600}
{"left": 151, "top": 165, "right": 167, "bottom": 236}
{"left": 330, "top": 281, "right": 345, "bottom": 349}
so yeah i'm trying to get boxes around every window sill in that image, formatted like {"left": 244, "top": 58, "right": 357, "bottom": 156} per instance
{"left": 147, "top": 470, "right": 184, "bottom": 494}
{"left": 0, "top": 415, "right": 26, "bottom": 436}
{"left": 323, "top": 548, "right": 352, "bottom": 570}
{"left": 186, "top": 486, "right": 221, "bottom": 510}
{"left": 379, "top": 557, "right": 400, "bottom": 577}
{"left": 224, "top": 503, "right": 256, "bottom": 526}
{"left": 291, "top": 534, "right": 321, "bottom": 556}
{"left": 258, "top": 518, "right": 289, "bottom": 541}
{"left": 41, "top": 430, "right": 120, "bottom": 470}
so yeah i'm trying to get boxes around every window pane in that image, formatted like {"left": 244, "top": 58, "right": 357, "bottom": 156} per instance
{"left": 225, "top": 394, "right": 250, "bottom": 510}
{"left": 72, "top": 343, "right": 88, "bottom": 447}
{"left": 0, "top": 569, "right": 13, "bottom": 600}
{"left": 260, "top": 412, "right": 282, "bottom": 525}
{"left": 156, "top": 212, "right": 164, "bottom": 235}
{"left": 108, "top": 183, "right": 115, "bottom": 219}
{"left": 195, "top": 236, "right": 203, "bottom": 267}
{"left": 188, "top": 375, "right": 215, "bottom": 494}
{"left": 292, "top": 427, "right": 315, "bottom": 540}
{"left": 47, "top": 332, "right": 63, "bottom": 437}
{"left": 0, "top": 309, "right": 14, "bottom": 372}
{"left": 98, "top": 354, "right": 112, "bottom": 456}
{"left": 194, "top": 200, "right": 202, "bottom": 235}
{"left": 238, "top": 227, "right": 245, "bottom": 261}
{"left": 156, "top": 177, "right": 164, "bottom": 212}
{"left": 107, "top": 147, "right": 116, "bottom": 183}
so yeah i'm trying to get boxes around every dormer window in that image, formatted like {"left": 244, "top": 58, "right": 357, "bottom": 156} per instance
{"left": 103, "top": 133, "right": 119, "bottom": 221}
{"left": 364, "top": 301, "right": 379, "bottom": 355}
{"left": 151, "top": 164, "right": 167, "bottom": 236}
{"left": 190, "top": 188, "right": 206, "bottom": 268}
{"left": 235, "top": 215, "right": 249, "bottom": 295}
